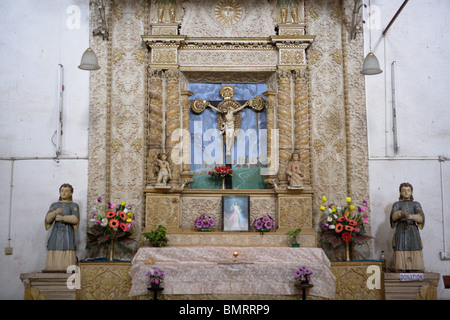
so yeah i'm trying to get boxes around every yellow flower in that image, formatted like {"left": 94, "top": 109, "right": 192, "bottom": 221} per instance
{"left": 126, "top": 218, "right": 132, "bottom": 223}
{"left": 346, "top": 197, "right": 351, "bottom": 203}
{"left": 349, "top": 205, "right": 355, "bottom": 211}
{"left": 320, "top": 206, "right": 326, "bottom": 211}
{"left": 121, "top": 201, "right": 126, "bottom": 206}
{"left": 322, "top": 195, "right": 327, "bottom": 203}
{"left": 127, "top": 212, "right": 133, "bottom": 218}
{"left": 331, "top": 206, "right": 337, "bottom": 213}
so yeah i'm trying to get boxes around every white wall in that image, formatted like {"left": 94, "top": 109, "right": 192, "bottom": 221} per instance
{"left": 365, "top": 0, "right": 450, "bottom": 299}
{"left": 0, "top": 0, "right": 90, "bottom": 299}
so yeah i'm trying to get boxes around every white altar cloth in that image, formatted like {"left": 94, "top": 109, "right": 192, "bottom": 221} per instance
{"left": 129, "top": 246, "right": 335, "bottom": 299}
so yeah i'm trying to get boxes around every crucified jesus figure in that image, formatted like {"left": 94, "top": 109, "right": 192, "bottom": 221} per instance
{"left": 191, "top": 85, "right": 265, "bottom": 159}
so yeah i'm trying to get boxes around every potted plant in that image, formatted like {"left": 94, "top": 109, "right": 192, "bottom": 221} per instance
{"left": 295, "top": 265, "right": 313, "bottom": 284}
{"left": 142, "top": 225, "right": 169, "bottom": 247}
{"left": 194, "top": 213, "right": 216, "bottom": 231}
{"left": 253, "top": 214, "right": 275, "bottom": 233}
{"left": 286, "top": 228, "right": 302, "bottom": 247}
{"left": 146, "top": 266, "right": 165, "bottom": 288}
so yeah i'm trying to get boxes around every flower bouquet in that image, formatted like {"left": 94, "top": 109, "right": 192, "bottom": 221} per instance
{"left": 208, "top": 165, "right": 232, "bottom": 189}
{"left": 208, "top": 165, "right": 233, "bottom": 179}
{"left": 146, "top": 266, "right": 165, "bottom": 288}
{"left": 194, "top": 213, "right": 216, "bottom": 231}
{"left": 295, "top": 265, "right": 313, "bottom": 284}
{"left": 86, "top": 197, "right": 135, "bottom": 259}
{"left": 319, "top": 196, "right": 371, "bottom": 248}
{"left": 253, "top": 214, "right": 275, "bottom": 232}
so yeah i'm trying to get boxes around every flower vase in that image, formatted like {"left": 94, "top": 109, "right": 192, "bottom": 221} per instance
{"left": 345, "top": 241, "right": 351, "bottom": 261}
{"left": 299, "top": 278, "right": 309, "bottom": 285}
{"left": 151, "top": 282, "right": 160, "bottom": 289}
{"left": 109, "top": 238, "right": 115, "bottom": 262}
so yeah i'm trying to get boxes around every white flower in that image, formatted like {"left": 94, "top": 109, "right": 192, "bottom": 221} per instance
{"left": 329, "top": 225, "right": 335, "bottom": 230}
{"left": 327, "top": 216, "right": 333, "bottom": 222}
{"left": 101, "top": 218, "right": 108, "bottom": 227}
{"left": 124, "top": 208, "right": 129, "bottom": 213}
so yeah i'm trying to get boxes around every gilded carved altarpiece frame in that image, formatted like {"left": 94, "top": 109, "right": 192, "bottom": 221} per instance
{"left": 87, "top": 0, "right": 370, "bottom": 259}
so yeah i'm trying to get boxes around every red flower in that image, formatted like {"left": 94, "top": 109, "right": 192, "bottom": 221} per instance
{"left": 119, "top": 211, "right": 127, "bottom": 220}
{"left": 106, "top": 211, "right": 116, "bottom": 218}
{"left": 335, "top": 223, "right": 344, "bottom": 233}
{"left": 345, "top": 225, "right": 354, "bottom": 232}
{"left": 120, "top": 222, "right": 128, "bottom": 232}
{"left": 342, "top": 232, "right": 352, "bottom": 242}
{"left": 109, "top": 218, "right": 119, "bottom": 228}
{"left": 348, "top": 219, "right": 357, "bottom": 226}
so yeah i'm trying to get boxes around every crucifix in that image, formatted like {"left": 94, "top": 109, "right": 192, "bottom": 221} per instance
{"left": 190, "top": 85, "right": 265, "bottom": 165}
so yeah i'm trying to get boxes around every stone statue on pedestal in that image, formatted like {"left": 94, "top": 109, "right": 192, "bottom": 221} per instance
{"left": 286, "top": 152, "right": 304, "bottom": 189}
{"left": 155, "top": 153, "right": 171, "bottom": 187}
{"left": 390, "top": 182, "right": 425, "bottom": 272}
{"left": 44, "top": 183, "right": 79, "bottom": 272}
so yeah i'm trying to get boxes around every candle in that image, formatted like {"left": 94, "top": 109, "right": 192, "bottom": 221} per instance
{"left": 233, "top": 251, "right": 239, "bottom": 262}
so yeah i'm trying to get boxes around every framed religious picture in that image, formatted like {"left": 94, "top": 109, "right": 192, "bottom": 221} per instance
{"left": 222, "top": 195, "right": 250, "bottom": 232}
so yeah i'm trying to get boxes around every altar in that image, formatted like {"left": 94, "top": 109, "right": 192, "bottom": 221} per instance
{"left": 82, "top": 0, "right": 373, "bottom": 301}
{"left": 129, "top": 246, "right": 335, "bottom": 299}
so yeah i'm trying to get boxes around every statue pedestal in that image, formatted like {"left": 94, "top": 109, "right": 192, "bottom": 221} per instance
{"left": 384, "top": 272, "right": 440, "bottom": 300}
{"left": 20, "top": 272, "right": 77, "bottom": 300}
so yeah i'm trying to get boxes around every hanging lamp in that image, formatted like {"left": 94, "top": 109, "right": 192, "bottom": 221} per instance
{"left": 361, "top": 0, "right": 382, "bottom": 75}
{"left": 78, "top": 47, "right": 100, "bottom": 70}
{"left": 361, "top": 52, "right": 382, "bottom": 75}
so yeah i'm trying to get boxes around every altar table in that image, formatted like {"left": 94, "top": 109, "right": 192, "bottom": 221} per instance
{"left": 129, "top": 246, "right": 335, "bottom": 299}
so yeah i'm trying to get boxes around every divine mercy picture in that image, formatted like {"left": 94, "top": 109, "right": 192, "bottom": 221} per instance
{"left": 222, "top": 195, "right": 250, "bottom": 232}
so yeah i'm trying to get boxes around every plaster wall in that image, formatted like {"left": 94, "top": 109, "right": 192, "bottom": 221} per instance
{"left": 0, "top": 0, "right": 90, "bottom": 299}
{"left": 364, "top": 0, "right": 450, "bottom": 299}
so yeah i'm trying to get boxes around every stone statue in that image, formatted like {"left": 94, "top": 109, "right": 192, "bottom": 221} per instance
{"left": 157, "top": 6, "right": 164, "bottom": 23}
{"left": 44, "top": 183, "right": 79, "bottom": 272}
{"left": 390, "top": 182, "right": 425, "bottom": 272}
{"left": 286, "top": 152, "right": 304, "bottom": 188}
{"left": 190, "top": 85, "right": 264, "bottom": 160}
{"left": 169, "top": 5, "right": 176, "bottom": 23}
{"left": 290, "top": 5, "right": 299, "bottom": 24}
{"left": 155, "top": 153, "right": 171, "bottom": 186}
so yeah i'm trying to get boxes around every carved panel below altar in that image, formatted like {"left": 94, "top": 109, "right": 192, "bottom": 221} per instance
{"left": 144, "top": 188, "right": 317, "bottom": 247}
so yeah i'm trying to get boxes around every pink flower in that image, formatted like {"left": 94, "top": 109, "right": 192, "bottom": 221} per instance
{"left": 363, "top": 213, "right": 369, "bottom": 219}
{"left": 363, "top": 220, "right": 368, "bottom": 224}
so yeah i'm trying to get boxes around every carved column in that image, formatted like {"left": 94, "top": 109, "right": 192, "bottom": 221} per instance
{"left": 293, "top": 69, "right": 310, "bottom": 185}
{"left": 147, "top": 68, "right": 164, "bottom": 186}
{"left": 276, "top": 69, "right": 292, "bottom": 187}
{"left": 165, "top": 69, "right": 181, "bottom": 187}
{"left": 180, "top": 90, "right": 194, "bottom": 186}
{"left": 262, "top": 90, "right": 278, "bottom": 187}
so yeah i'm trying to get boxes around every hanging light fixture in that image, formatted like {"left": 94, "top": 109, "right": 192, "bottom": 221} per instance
{"left": 79, "top": 1, "right": 108, "bottom": 71}
{"left": 78, "top": 47, "right": 100, "bottom": 70}
{"left": 361, "top": 0, "right": 382, "bottom": 75}
{"left": 361, "top": 52, "right": 382, "bottom": 75}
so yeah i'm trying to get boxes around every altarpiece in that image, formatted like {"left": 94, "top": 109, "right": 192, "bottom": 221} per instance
{"left": 141, "top": 0, "right": 316, "bottom": 247}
